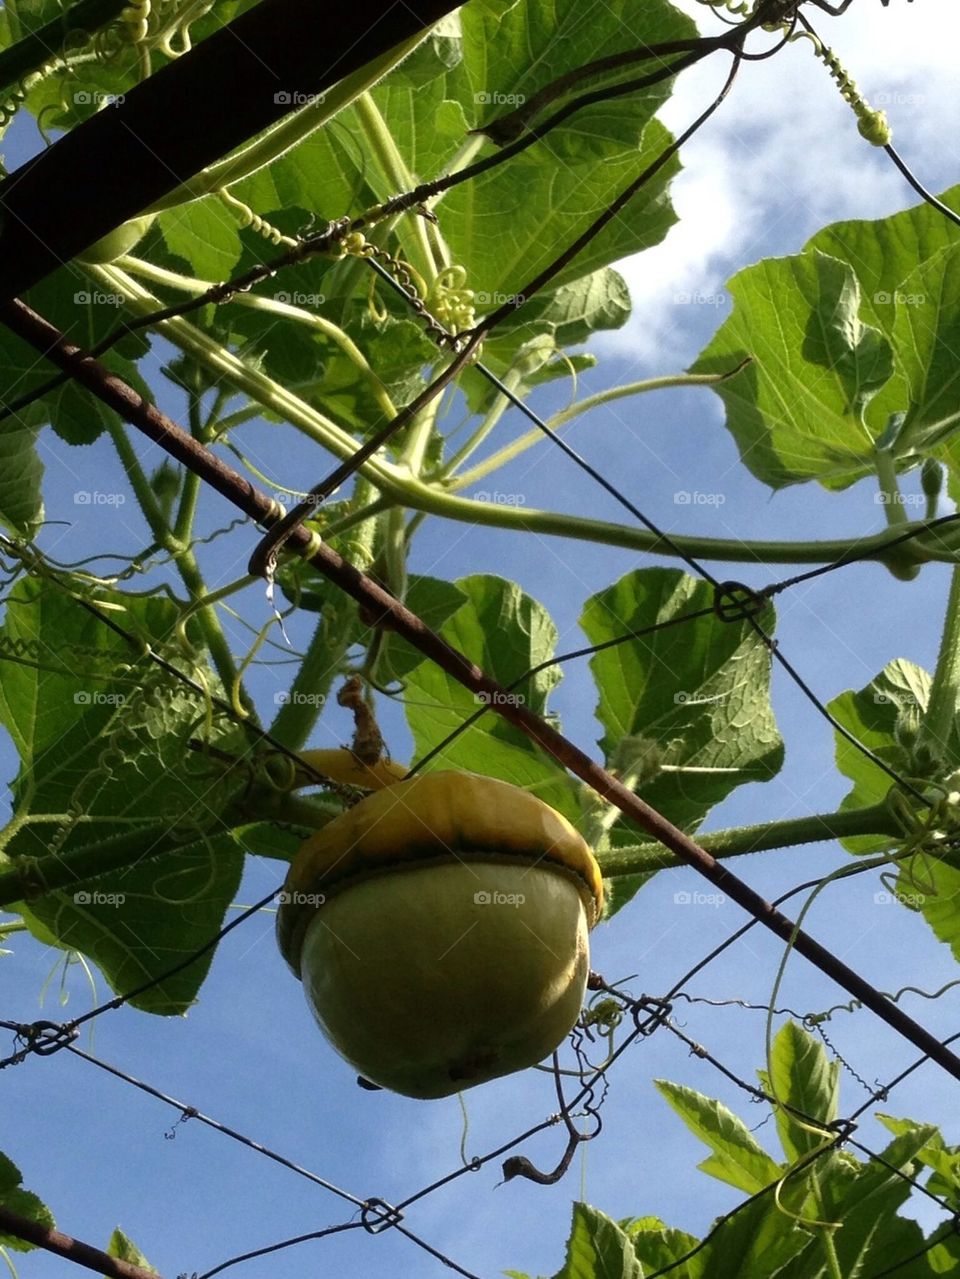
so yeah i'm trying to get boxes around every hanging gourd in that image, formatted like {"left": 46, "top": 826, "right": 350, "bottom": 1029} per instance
{"left": 276, "top": 770, "right": 603, "bottom": 1099}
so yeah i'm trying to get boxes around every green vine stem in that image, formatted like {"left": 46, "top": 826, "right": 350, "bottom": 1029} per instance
{"left": 0, "top": 801, "right": 904, "bottom": 913}
{"left": 598, "top": 802, "right": 900, "bottom": 877}
{"left": 107, "top": 421, "right": 247, "bottom": 705}
{"left": 352, "top": 91, "right": 443, "bottom": 285}
{"left": 120, "top": 257, "right": 399, "bottom": 420}
{"left": 92, "top": 265, "right": 960, "bottom": 571}
{"left": 145, "top": 30, "right": 430, "bottom": 214}
{"left": 916, "top": 563, "right": 960, "bottom": 768}
{"left": 448, "top": 369, "right": 747, "bottom": 489}
{"left": 0, "top": 0, "right": 128, "bottom": 94}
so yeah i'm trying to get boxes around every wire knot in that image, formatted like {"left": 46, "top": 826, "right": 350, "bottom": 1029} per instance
{"left": 361, "top": 1197, "right": 403, "bottom": 1234}
{"left": 713, "top": 580, "right": 766, "bottom": 623}
{"left": 18, "top": 1019, "right": 78, "bottom": 1056}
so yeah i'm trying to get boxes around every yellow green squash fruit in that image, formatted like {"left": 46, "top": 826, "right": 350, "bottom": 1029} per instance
{"left": 277, "top": 771, "right": 603, "bottom": 1099}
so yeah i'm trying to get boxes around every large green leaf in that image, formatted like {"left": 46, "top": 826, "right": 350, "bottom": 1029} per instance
{"left": 447, "top": 0, "right": 690, "bottom": 294}
{"left": 0, "top": 579, "right": 246, "bottom": 1013}
{"left": 581, "top": 567, "right": 783, "bottom": 907}
{"left": 694, "top": 186, "right": 960, "bottom": 491}
{"left": 0, "top": 1152, "right": 55, "bottom": 1252}
{"left": 828, "top": 658, "right": 931, "bottom": 851}
{"left": 809, "top": 185, "right": 960, "bottom": 471}
{"left": 830, "top": 660, "right": 960, "bottom": 960}
{"left": 549, "top": 1203, "right": 643, "bottom": 1279}
{"left": 691, "top": 251, "right": 895, "bottom": 490}
{"left": 654, "top": 1080, "right": 783, "bottom": 1194}
{"left": 403, "top": 574, "right": 579, "bottom": 819}
{"left": 761, "top": 1022, "right": 840, "bottom": 1163}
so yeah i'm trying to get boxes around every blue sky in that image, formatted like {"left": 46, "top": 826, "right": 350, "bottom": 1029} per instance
{"left": 3, "top": 2, "right": 960, "bottom": 1277}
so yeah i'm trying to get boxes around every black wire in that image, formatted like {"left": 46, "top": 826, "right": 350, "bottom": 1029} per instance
{"left": 66, "top": 1043, "right": 367, "bottom": 1205}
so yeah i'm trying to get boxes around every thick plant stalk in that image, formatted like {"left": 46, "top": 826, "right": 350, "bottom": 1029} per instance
{"left": 5, "top": 294, "right": 960, "bottom": 1086}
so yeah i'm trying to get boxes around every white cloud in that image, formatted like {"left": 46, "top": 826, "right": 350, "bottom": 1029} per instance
{"left": 599, "top": 0, "right": 960, "bottom": 363}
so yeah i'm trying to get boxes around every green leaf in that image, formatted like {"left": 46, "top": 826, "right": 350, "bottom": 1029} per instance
{"left": 106, "top": 1227, "right": 158, "bottom": 1274}
{"left": 828, "top": 658, "right": 931, "bottom": 851}
{"left": 876, "top": 1114, "right": 960, "bottom": 1200}
{"left": 763, "top": 1022, "right": 840, "bottom": 1163}
{"left": 624, "top": 1217, "right": 703, "bottom": 1279}
{"left": 691, "top": 251, "right": 894, "bottom": 490}
{"left": 693, "top": 1193, "right": 812, "bottom": 1279}
{"left": 655, "top": 1080, "right": 783, "bottom": 1194}
{"left": 808, "top": 183, "right": 960, "bottom": 470}
{"left": 0, "top": 266, "right": 150, "bottom": 446}
{"left": 158, "top": 196, "right": 243, "bottom": 282}
{"left": 581, "top": 568, "right": 783, "bottom": 886}
{"left": 0, "top": 579, "right": 245, "bottom": 1014}
{"left": 0, "top": 1152, "right": 55, "bottom": 1253}
{"left": 449, "top": 0, "right": 690, "bottom": 294}
{"left": 403, "top": 574, "right": 578, "bottom": 819}
{"left": 550, "top": 1204, "right": 642, "bottom": 1279}
{"left": 0, "top": 419, "right": 43, "bottom": 535}
{"left": 379, "top": 575, "right": 467, "bottom": 682}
